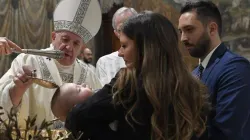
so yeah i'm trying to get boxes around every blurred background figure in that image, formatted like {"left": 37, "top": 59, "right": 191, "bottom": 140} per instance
{"left": 78, "top": 47, "right": 95, "bottom": 72}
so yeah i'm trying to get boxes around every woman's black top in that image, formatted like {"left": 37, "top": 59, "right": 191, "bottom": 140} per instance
{"left": 65, "top": 76, "right": 204, "bottom": 140}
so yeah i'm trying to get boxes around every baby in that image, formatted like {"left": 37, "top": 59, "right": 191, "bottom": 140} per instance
{"left": 51, "top": 83, "right": 93, "bottom": 121}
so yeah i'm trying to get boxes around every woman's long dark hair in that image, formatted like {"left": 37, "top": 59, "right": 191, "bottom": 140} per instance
{"left": 113, "top": 12, "right": 209, "bottom": 140}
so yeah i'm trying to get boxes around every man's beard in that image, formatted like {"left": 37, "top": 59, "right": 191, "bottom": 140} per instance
{"left": 186, "top": 32, "right": 211, "bottom": 58}
{"left": 83, "top": 58, "right": 91, "bottom": 64}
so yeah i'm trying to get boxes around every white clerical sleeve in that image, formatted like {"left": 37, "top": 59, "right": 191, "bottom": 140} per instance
{"left": 85, "top": 67, "right": 102, "bottom": 90}
{"left": 95, "top": 58, "right": 109, "bottom": 86}
{"left": 89, "top": 64, "right": 96, "bottom": 73}
{"left": 0, "top": 54, "right": 28, "bottom": 120}
{"left": 0, "top": 53, "right": 46, "bottom": 123}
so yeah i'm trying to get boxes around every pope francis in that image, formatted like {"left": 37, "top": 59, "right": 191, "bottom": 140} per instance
{"left": 0, "top": 0, "right": 102, "bottom": 128}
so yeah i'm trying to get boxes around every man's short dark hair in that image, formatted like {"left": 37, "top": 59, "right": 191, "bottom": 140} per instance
{"left": 180, "top": 1, "right": 222, "bottom": 36}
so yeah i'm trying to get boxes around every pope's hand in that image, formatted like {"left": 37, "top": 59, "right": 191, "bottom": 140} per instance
{"left": 10, "top": 65, "right": 35, "bottom": 107}
{"left": 13, "top": 65, "right": 34, "bottom": 90}
{"left": 0, "top": 37, "right": 22, "bottom": 55}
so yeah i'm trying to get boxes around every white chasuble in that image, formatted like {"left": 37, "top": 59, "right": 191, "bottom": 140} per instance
{"left": 0, "top": 53, "right": 102, "bottom": 128}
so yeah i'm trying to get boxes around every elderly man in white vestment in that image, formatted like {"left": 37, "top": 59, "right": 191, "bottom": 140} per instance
{"left": 0, "top": 0, "right": 102, "bottom": 128}
{"left": 95, "top": 7, "right": 137, "bottom": 86}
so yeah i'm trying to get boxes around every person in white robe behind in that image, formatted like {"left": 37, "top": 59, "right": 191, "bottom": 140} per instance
{"left": 0, "top": 37, "right": 22, "bottom": 55}
{"left": 96, "top": 7, "right": 137, "bottom": 86}
{"left": 0, "top": 0, "right": 102, "bottom": 129}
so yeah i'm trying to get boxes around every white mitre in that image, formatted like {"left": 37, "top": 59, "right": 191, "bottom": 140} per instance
{"left": 53, "top": 0, "right": 102, "bottom": 43}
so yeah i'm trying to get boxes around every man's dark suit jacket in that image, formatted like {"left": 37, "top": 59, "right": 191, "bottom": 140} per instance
{"left": 193, "top": 43, "right": 250, "bottom": 140}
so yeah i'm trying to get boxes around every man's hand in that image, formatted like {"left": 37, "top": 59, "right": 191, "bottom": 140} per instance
{"left": 0, "top": 37, "right": 22, "bottom": 55}
{"left": 9, "top": 65, "right": 35, "bottom": 106}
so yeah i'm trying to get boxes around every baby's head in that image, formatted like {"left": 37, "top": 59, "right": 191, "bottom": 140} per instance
{"left": 51, "top": 83, "right": 93, "bottom": 121}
